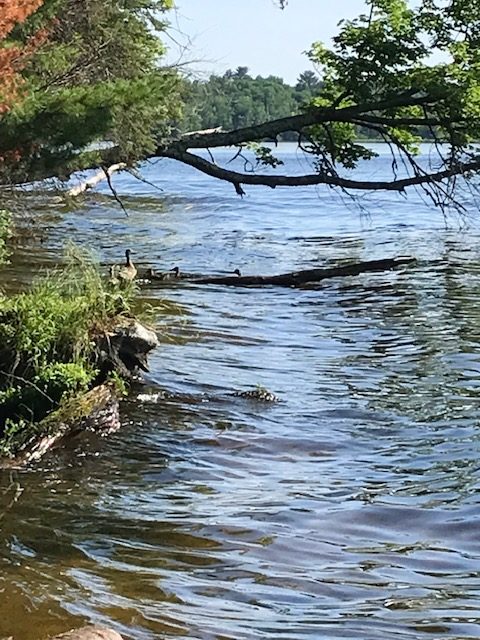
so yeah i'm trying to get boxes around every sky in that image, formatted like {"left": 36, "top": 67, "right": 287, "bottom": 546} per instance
{"left": 166, "top": 0, "right": 367, "bottom": 84}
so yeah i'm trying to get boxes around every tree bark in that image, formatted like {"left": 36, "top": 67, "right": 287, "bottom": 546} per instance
{"left": 0, "top": 321, "right": 158, "bottom": 468}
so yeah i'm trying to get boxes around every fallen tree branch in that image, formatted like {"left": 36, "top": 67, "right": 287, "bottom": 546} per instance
{"left": 103, "top": 165, "right": 129, "bottom": 216}
{"left": 183, "top": 126, "right": 224, "bottom": 137}
{"left": 14, "top": 89, "right": 477, "bottom": 210}
{"left": 66, "top": 162, "right": 126, "bottom": 196}
{"left": 170, "top": 92, "right": 438, "bottom": 149}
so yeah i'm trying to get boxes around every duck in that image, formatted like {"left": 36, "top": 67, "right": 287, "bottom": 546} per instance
{"left": 117, "top": 249, "right": 137, "bottom": 283}
{"left": 233, "top": 268, "right": 241, "bottom": 276}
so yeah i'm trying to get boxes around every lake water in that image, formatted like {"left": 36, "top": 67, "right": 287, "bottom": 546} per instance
{"left": 1, "top": 144, "right": 480, "bottom": 640}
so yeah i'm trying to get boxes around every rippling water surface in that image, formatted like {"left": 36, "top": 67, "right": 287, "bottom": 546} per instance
{"left": 1, "top": 144, "right": 480, "bottom": 639}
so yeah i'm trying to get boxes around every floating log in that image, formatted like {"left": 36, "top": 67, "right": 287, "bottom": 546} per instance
{"left": 143, "top": 256, "right": 415, "bottom": 288}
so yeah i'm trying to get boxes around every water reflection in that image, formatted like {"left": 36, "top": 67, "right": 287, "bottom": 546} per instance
{"left": 1, "top": 147, "right": 480, "bottom": 639}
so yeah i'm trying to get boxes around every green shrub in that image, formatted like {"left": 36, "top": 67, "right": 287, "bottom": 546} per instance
{"left": 0, "top": 249, "right": 135, "bottom": 453}
{"left": 0, "top": 210, "right": 11, "bottom": 265}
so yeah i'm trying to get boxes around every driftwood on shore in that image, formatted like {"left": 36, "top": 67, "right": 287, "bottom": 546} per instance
{"left": 142, "top": 256, "right": 416, "bottom": 288}
{"left": 0, "top": 384, "right": 119, "bottom": 469}
{"left": 49, "top": 626, "right": 124, "bottom": 640}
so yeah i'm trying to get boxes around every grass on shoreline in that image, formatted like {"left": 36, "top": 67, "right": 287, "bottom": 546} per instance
{"left": 0, "top": 247, "right": 135, "bottom": 456}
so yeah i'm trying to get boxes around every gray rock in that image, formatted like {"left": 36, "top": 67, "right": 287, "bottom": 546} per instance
{"left": 115, "top": 320, "right": 159, "bottom": 352}
{"left": 98, "top": 319, "right": 159, "bottom": 376}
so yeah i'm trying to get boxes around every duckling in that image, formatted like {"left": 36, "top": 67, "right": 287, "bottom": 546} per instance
{"left": 108, "top": 265, "right": 119, "bottom": 286}
{"left": 157, "top": 266, "right": 180, "bottom": 281}
{"left": 118, "top": 249, "right": 137, "bottom": 283}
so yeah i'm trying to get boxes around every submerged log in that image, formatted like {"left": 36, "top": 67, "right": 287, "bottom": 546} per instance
{"left": 0, "top": 384, "right": 119, "bottom": 469}
{"left": 192, "top": 257, "right": 416, "bottom": 286}
{"left": 140, "top": 256, "right": 416, "bottom": 288}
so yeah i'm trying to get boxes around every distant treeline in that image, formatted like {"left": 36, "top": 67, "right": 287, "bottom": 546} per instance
{"left": 180, "top": 67, "right": 321, "bottom": 141}
{"left": 180, "top": 67, "right": 435, "bottom": 141}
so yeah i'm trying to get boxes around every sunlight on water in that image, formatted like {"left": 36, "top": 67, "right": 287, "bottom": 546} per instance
{"left": 1, "top": 145, "right": 480, "bottom": 640}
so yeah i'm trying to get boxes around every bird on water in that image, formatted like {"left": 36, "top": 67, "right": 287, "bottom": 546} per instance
{"left": 117, "top": 249, "right": 137, "bottom": 282}
{"left": 158, "top": 266, "right": 180, "bottom": 280}
{"left": 145, "top": 266, "right": 180, "bottom": 281}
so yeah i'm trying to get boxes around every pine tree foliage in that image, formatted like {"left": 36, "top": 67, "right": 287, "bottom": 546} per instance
{"left": 0, "top": 0, "right": 45, "bottom": 114}
{"left": 0, "top": 0, "right": 181, "bottom": 183}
